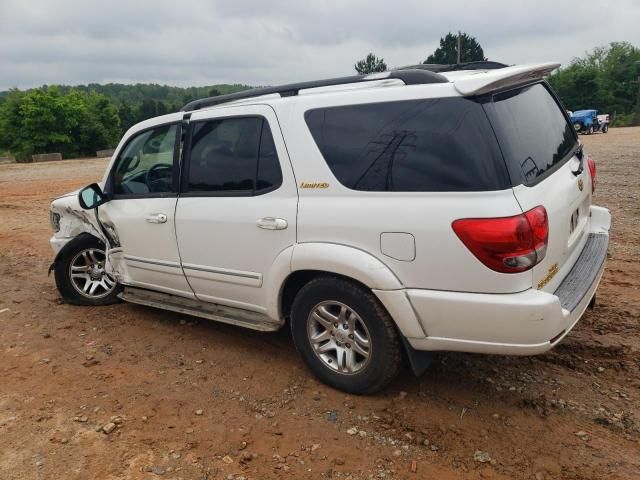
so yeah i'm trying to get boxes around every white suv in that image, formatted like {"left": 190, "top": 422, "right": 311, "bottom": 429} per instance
{"left": 49, "top": 62, "right": 611, "bottom": 393}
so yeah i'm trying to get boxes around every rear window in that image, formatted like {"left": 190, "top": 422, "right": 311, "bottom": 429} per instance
{"left": 304, "top": 98, "right": 510, "bottom": 192}
{"left": 486, "top": 83, "right": 578, "bottom": 186}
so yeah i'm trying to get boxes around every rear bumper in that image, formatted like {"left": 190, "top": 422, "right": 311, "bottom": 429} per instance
{"left": 380, "top": 206, "right": 610, "bottom": 355}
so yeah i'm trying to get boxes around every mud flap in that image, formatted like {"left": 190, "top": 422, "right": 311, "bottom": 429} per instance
{"left": 400, "top": 336, "right": 437, "bottom": 377}
{"left": 47, "top": 249, "right": 66, "bottom": 277}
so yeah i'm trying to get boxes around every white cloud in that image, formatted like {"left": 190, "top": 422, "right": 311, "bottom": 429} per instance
{"left": 0, "top": 0, "right": 639, "bottom": 90}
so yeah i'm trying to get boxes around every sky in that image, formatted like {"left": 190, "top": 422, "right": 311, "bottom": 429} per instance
{"left": 1, "top": 0, "right": 639, "bottom": 91}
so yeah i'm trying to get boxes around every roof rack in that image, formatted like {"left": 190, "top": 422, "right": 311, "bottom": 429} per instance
{"left": 395, "top": 61, "right": 509, "bottom": 73}
{"left": 180, "top": 69, "right": 448, "bottom": 112}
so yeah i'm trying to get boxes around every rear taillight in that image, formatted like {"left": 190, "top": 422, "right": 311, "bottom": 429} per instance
{"left": 587, "top": 157, "right": 596, "bottom": 194}
{"left": 452, "top": 206, "right": 549, "bottom": 274}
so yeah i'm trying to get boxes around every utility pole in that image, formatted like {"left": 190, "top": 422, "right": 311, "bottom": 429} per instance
{"left": 457, "top": 31, "right": 462, "bottom": 64}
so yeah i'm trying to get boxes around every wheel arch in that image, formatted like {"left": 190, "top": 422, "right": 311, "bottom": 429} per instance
{"left": 266, "top": 242, "right": 404, "bottom": 321}
{"left": 278, "top": 265, "right": 435, "bottom": 379}
{"left": 279, "top": 269, "right": 374, "bottom": 322}
{"left": 49, "top": 232, "right": 105, "bottom": 275}
{"left": 268, "top": 242, "right": 428, "bottom": 340}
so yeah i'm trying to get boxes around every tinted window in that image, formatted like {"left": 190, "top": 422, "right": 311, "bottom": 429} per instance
{"left": 186, "top": 117, "right": 282, "bottom": 194}
{"left": 256, "top": 122, "right": 283, "bottom": 192}
{"left": 487, "top": 83, "right": 578, "bottom": 186}
{"left": 112, "top": 124, "right": 177, "bottom": 196}
{"left": 304, "top": 98, "right": 509, "bottom": 192}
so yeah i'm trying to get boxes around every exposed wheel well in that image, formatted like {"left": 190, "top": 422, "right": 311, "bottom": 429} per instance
{"left": 52, "top": 232, "right": 104, "bottom": 266}
{"left": 280, "top": 270, "right": 372, "bottom": 321}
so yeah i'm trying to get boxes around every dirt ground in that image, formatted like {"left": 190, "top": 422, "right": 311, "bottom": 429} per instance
{"left": 1, "top": 128, "right": 639, "bottom": 480}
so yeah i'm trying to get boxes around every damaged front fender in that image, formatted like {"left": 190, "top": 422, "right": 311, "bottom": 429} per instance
{"left": 48, "top": 192, "right": 110, "bottom": 274}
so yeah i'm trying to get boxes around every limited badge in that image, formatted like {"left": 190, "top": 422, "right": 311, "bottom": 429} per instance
{"left": 300, "top": 182, "right": 329, "bottom": 189}
{"left": 577, "top": 178, "right": 584, "bottom": 191}
{"left": 537, "top": 262, "right": 559, "bottom": 290}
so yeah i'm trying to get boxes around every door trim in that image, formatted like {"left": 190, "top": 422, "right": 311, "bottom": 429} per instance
{"left": 124, "top": 254, "right": 181, "bottom": 269}
{"left": 181, "top": 262, "right": 263, "bottom": 287}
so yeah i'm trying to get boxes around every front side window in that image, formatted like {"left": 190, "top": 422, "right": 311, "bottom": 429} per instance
{"left": 184, "top": 117, "right": 282, "bottom": 195}
{"left": 111, "top": 124, "right": 178, "bottom": 196}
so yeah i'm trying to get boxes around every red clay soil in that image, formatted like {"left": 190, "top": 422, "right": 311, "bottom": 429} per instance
{"left": 0, "top": 129, "right": 639, "bottom": 479}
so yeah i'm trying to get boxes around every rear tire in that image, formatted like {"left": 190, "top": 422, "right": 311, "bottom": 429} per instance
{"left": 587, "top": 126, "right": 594, "bottom": 135}
{"left": 54, "top": 234, "right": 122, "bottom": 306}
{"left": 603, "top": 124, "right": 608, "bottom": 133}
{"left": 290, "top": 276, "right": 402, "bottom": 394}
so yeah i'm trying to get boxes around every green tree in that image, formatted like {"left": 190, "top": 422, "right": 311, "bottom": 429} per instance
{"left": 181, "top": 94, "right": 194, "bottom": 106}
{"left": 137, "top": 98, "right": 157, "bottom": 121}
{"left": 118, "top": 102, "right": 136, "bottom": 132}
{"left": 0, "top": 90, "right": 23, "bottom": 157}
{"left": 354, "top": 53, "right": 387, "bottom": 75}
{"left": 6, "top": 87, "right": 77, "bottom": 158}
{"left": 425, "top": 32, "right": 486, "bottom": 64}
{"left": 208, "top": 88, "right": 221, "bottom": 97}
{"left": 548, "top": 42, "right": 640, "bottom": 124}
{"left": 547, "top": 62, "right": 600, "bottom": 112}
{"left": 78, "top": 91, "right": 121, "bottom": 154}
{"left": 156, "top": 100, "right": 168, "bottom": 116}
{"left": 0, "top": 86, "right": 120, "bottom": 160}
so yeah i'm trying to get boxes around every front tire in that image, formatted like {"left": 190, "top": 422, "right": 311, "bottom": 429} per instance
{"left": 54, "top": 234, "right": 121, "bottom": 306}
{"left": 290, "top": 276, "right": 402, "bottom": 394}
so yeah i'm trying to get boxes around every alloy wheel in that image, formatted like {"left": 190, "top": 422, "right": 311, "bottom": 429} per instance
{"left": 68, "top": 247, "right": 117, "bottom": 299}
{"left": 307, "top": 301, "right": 372, "bottom": 374}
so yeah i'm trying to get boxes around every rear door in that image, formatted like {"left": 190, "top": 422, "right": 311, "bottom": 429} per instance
{"left": 485, "top": 82, "right": 591, "bottom": 293}
{"left": 175, "top": 105, "right": 297, "bottom": 314}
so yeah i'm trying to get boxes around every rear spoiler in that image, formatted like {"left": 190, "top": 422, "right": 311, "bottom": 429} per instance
{"left": 452, "top": 62, "right": 561, "bottom": 96}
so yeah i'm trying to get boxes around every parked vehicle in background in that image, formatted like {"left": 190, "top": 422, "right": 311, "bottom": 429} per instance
{"left": 570, "top": 109, "right": 609, "bottom": 134}
{"left": 48, "top": 62, "right": 611, "bottom": 394}
{"left": 597, "top": 114, "right": 610, "bottom": 128}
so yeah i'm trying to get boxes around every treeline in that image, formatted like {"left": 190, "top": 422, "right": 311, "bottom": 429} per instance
{"left": 356, "top": 39, "right": 639, "bottom": 126}
{"left": 1, "top": 41, "right": 639, "bottom": 161}
{"left": 0, "top": 83, "right": 249, "bottom": 160}
{"left": 548, "top": 42, "right": 640, "bottom": 126}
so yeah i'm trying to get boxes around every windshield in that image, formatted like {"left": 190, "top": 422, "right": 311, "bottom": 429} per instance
{"left": 485, "top": 82, "right": 578, "bottom": 186}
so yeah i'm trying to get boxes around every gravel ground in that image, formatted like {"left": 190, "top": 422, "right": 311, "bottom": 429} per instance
{"left": 0, "top": 129, "right": 639, "bottom": 480}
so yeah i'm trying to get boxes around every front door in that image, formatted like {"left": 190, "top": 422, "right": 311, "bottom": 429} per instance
{"left": 175, "top": 105, "right": 297, "bottom": 313}
{"left": 99, "top": 120, "right": 194, "bottom": 298}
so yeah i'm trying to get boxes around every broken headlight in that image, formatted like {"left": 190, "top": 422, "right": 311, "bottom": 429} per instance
{"left": 50, "top": 210, "right": 61, "bottom": 232}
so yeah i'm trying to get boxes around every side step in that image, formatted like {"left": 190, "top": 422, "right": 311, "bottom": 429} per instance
{"left": 119, "top": 287, "right": 283, "bottom": 332}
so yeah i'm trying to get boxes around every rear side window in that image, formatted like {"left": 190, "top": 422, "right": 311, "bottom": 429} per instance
{"left": 304, "top": 98, "right": 509, "bottom": 192}
{"left": 184, "top": 117, "right": 282, "bottom": 195}
{"left": 486, "top": 83, "right": 578, "bottom": 186}
{"left": 256, "top": 123, "right": 282, "bottom": 191}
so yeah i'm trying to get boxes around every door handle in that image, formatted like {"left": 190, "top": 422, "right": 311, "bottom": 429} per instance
{"left": 146, "top": 213, "right": 168, "bottom": 224}
{"left": 257, "top": 217, "right": 288, "bottom": 230}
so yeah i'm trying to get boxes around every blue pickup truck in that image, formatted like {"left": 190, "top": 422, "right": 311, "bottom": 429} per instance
{"left": 569, "top": 109, "right": 609, "bottom": 135}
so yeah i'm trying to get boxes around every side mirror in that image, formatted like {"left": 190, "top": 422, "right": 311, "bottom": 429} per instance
{"left": 78, "top": 183, "right": 108, "bottom": 210}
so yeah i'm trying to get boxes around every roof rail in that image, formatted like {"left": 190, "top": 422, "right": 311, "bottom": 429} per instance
{"left": 395, "top": 61, "right": 509, "bottom": 73}
{"left": 180, "top": 69, "right": 448, "bottom": 112}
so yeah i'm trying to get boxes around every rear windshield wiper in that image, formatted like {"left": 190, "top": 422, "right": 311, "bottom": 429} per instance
{"left": 571, "top": 143, "right": 584, "bottom": 176}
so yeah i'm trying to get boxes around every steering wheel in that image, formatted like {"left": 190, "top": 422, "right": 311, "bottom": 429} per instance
{"left": 123, "top": 154, "right": 141, "bottom": 173}
{"left": 145, "top": 163, "right": 173, "bottom": 192}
